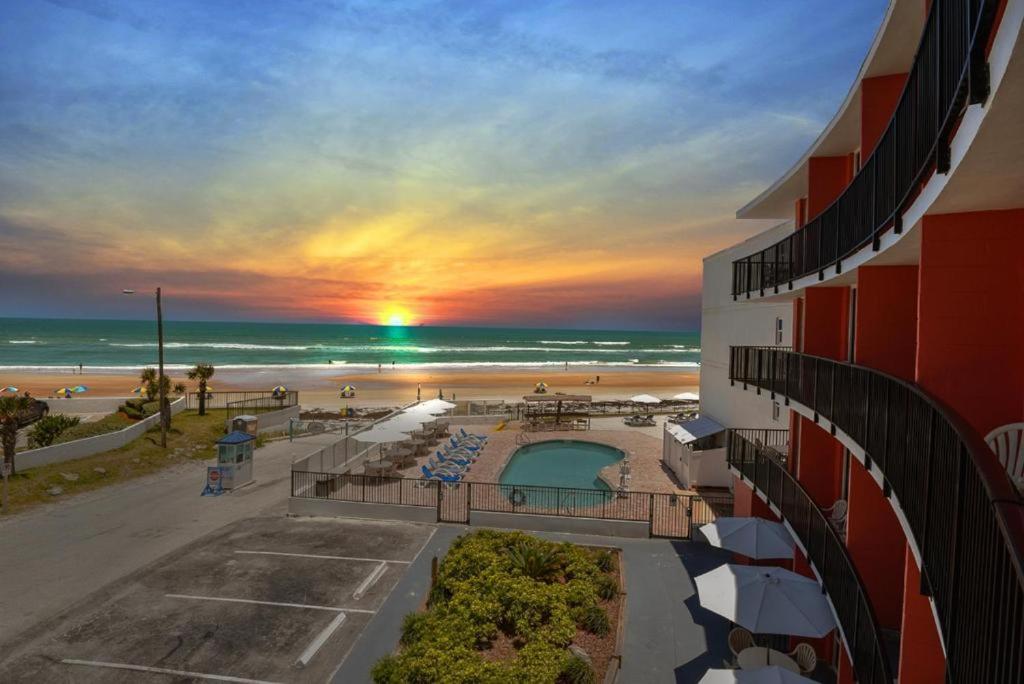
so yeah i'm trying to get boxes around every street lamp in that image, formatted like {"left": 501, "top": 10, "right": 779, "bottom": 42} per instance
{"left": 123, "top": 287, "right": 167, "bottom": 448}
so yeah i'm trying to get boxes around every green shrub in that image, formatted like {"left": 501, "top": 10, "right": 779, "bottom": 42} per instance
{"left": 28, "top": 415, "right": 81, "bottom": 448}
{"left": 400, "top": 612, "right": 430, "bottom": 646}
{"left": 596, "top": 574, "right": 618, "bottom": 601}
{"left": 120, "top": 403, "right": 144, "bottom": 420}
{"left": 508, "top": 539, "right": 563, "bottom": 581}
{"left": 374, "top": 531, "right": 615, "bottom": 683}
{"left": 592, "top": 550, "right": 615, "bottom": 572}
{"left": 560, "top": 654, "right": 596, "bottom": 684}
{"left": 575, "top": 605, "right": 610, "bottom": 636}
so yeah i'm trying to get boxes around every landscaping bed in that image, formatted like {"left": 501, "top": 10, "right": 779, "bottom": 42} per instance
{"left": 373, "top": 530, "right": 624, "bottom": 683}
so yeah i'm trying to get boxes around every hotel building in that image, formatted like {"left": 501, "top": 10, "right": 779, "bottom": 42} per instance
{"left": 694, "top": 1, "right": 1024, "bottom": 681}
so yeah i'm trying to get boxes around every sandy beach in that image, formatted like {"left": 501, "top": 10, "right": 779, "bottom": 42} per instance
{"left": 2, "top": 366, "right": 699, "bottom": 409}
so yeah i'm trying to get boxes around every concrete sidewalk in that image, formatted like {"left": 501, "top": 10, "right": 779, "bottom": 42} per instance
{"left": 0, "top": 435, "right": 329, "bottom": 651}
{"left": 330, "top": 526, "right": 733, "bottom": 683}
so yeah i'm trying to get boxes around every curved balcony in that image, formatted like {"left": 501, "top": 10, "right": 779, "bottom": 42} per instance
{"left": 727, "top": 346, "right": 1024, "bottom": 682}
{"left": 732, "top": 0, "right": 1001, "bottom": 298}
{"left": 727, "top": 428, "right": 893, "bottom": 684}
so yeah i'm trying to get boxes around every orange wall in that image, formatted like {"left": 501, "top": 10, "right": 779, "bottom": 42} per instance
{"left": 808, "top": 156, "right": 853, "bottom": 218}
{"left": 898, "top": 548, "right": 946, "bottom": 682}
{"left": 796, "top": 416, "right": 843, "bottom": 508}
{"left": 803, "top": 287, "right": 850, "bottom": 360}
{"left": 855, "top": 265, "right": 918, "bottom": 381}
{"left": 795, "top": 197, "right": 808, "bottom": 229}
{"left": 732, "top": 475, "right": 777, "bottom": 520}
{"left": 917, "top": 210, "right": 1024, "bottom": 436}
{"left": 846, "top": 458, "right": 906, "bottom": 629}
{"left": 860, "top": 74, "right": 907, "bottom": 158}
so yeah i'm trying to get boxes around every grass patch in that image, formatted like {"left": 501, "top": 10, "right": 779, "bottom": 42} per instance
{"left": 51, "top": 412, "right": 135, "bottom": 444}
{"left": 4, "top": 410, "right": 227, "bottom": 515}
{"left": 374, "top": 530, "right": 620, "bottom": 683}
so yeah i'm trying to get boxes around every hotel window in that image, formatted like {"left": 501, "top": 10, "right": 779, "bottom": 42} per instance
{"left": 772, "top": 401, "right": 781, "bottom": 422}
{"left": 848, "top": 288, "right": 857, "bottom": 362}
{"left": 774, "top": 317, "right": 784, "bottom": 345}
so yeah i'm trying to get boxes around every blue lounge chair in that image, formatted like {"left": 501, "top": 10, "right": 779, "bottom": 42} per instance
{"left": 450, "top": 437, "right": 480, "bottom": 452}
{"left": 460, "top": 428, "right": 487, "bottom": 444}
{"left": 421, "top": 465, "right": 461, "bottom": 482}
{"left": 437, "top": 452, "right": 471, "bottom": 468}
{"left": 429, "top": 456, "right": 465, "bottom": 474}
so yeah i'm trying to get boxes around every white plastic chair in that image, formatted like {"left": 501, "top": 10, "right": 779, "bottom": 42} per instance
{"left": 985, "top": 423, "right": 1024, "bottom": 493}
{"left": 822, "top": 499, "right": 848, "bottom": 536}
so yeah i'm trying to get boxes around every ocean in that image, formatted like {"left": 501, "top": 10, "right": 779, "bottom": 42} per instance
{"left": 0, "top": 319, "right": 700, "bottom": 372}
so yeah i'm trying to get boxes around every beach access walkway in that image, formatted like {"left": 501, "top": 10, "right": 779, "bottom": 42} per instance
{"left": 0, "top": 434, "right": 335, "bottom": 650}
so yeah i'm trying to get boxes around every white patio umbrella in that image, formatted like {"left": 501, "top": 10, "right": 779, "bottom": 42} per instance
{"left": 700, "top": 517, "right": 795, "bottom": 560}
{"left": 700, "top": 666, "right": 815, "bottom": 684}
{"left": 405, "top": 404, "right": 447, "bottom": 416}
{"left": 673, "top": 391, "right": 700, "bottom": 401}
{"left": 352, "top": 424, "right": 411, "bottom": 444}
{"left": 630, "top": 393, "right": 662, "bottom": 404}
{"left": 384, "top": 412, "right": 434, "bottom": 430}
{"left": 410, "top": 398, "right": 457, "bottom": 413}
{"left": 694, "top": 565, "right": 835, "bottom": 638}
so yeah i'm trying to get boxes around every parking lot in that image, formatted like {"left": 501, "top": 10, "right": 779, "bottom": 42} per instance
{"left": 0, "top": 516, "right": 435, "bottom": 683}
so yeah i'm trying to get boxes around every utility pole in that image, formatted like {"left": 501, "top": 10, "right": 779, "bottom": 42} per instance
{"left": 157, "top": 286, "right": 167, "bottom": 449}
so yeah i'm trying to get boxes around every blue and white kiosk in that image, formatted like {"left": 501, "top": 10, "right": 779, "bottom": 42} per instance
{"left": 215, "top": 430, "right": 255, "bottom": 490}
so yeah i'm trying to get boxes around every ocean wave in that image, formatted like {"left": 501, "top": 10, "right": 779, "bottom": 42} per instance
{"left": 537, "top": 340, "right": 588, "bottom": 345}
{"left": 110, "top": 342, "right": 314, "bottom": 351}
{"left": 0, "top": 360, "right": 701, "bottom": 372}
{"left": 8, "top": 340, "right": 38, "bottom": 344}
{"left": 593, "top": 341, "right": 629, "bottom": 345}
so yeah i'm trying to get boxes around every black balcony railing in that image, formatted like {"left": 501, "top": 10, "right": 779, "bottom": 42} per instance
{"left": 727, "top": 429, "right": 893, "bottom": 684}
{"left": 728, "top": 346, "right": 1024, "bottom": 682}
{"left": 732, "top": 0, "right": 1001, "bottom": 297}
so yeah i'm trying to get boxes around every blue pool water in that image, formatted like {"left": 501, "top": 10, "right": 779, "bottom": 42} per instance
{"left": 499, "top": 441, "right": 625, "bottom": 503}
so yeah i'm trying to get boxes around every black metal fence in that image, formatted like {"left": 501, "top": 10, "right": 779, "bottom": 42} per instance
{"left": 732, "top": 0, "right": 1001, "bottom": 297}
{"left": 727, "top": 429, "right": 892, "bottom": 683}
{"left": 729, "top": 346, "right": 1024, "bottom": 683}
{"left": 291, "top": 470, "right": 732, "bottom": 539}
{"left": 183, "top": 390, "right": 291, "bottom": 411}
{"left": 226, "top": 391, "right": 298, "bottom": 422}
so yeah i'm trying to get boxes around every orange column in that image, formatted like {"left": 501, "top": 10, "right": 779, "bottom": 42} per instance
{"left": 795, "top": 287, "right": 849, "bottom": 508}
{"left": 898, "top": 548, "right": 946, "bottom": 682}
{"left": 916, "top": 210, "right": 1024, "bottom": 436}
{"left": 808, "top": 156, "right": 853, "bottom": 218}
{"left": 731, "top": 476, "right": 777, "bottom": 520}
{"left": 845, "top": 458, "right": 906, "bottom": 629}
{"left": 855, "top": 265, "right": 918, "bottom": 380}
{"left": 860, "top": 74, "right": 907, "bottom": 157}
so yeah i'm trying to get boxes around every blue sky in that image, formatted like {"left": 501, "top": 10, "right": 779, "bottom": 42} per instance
{"left": 0, "top": 0, "right": 887, "bottom": 329}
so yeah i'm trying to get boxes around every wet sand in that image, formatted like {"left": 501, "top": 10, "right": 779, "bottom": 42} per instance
{"left": 2, "top": 367, "right": 699, "bottom": 409}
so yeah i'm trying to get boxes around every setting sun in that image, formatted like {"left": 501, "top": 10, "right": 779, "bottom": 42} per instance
{"left": 380, "top": 306, "right": 413, "bottom": 327}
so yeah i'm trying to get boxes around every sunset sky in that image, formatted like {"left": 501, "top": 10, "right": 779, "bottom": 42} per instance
{"left": 0, "top": 0, "right": 886, "bottom": 330}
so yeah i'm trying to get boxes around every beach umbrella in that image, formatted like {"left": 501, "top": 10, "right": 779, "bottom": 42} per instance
{"left": 271, "top": 385, "right": 287, "bottom": 397}
{"left": 130, "top": 386, "right": 143, "bottom": 394}
{"left": 673, "top": 391, "right": 700, "bottom": 401}
{"left": 699, "top": 517, "right": 795, "bottom": 560}
{"left": 353, "top": 424, "right": 411, "bottom": 444}
{"left": 694, "top": 565, "right": 835, "bottom": 638}
{"left": 2, "top": 386, "right": 17, "bottom": 393}
{"left": 72, "top": 385, "right": 88, "bottom": 393}
{"left": 55, "top": 387, "right": 73, "bottom": 396}
{"left": 340, "top": 385, "right": 356, "bottom": 397}
{"left": 700, "top": 666, "right": 815, "bottom": 684}
{"left": 630, "top": 393, "right": 662, "bottom": 404}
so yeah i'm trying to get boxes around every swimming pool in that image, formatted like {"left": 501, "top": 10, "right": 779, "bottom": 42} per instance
{"left": 499, "top": 440, "right": 625, "bottom": 506}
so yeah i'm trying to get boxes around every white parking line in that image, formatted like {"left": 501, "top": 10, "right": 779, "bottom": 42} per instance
{"left": 296, "top": 611, "right": 347, "bottom": 667}
{"left": 352, "top": 562, "right": 387, "bottom": 600}
{"left": 234, "top": 550, "right": 411, "bottom": 564}
{"left": 62, "top": 659, "right": 282, "bottom": 684}
{"left": 165, "top": 593, "right": 376, "bottom": 614}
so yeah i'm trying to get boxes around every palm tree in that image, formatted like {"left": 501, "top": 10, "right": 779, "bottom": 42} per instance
{"left": 187, "top": 363, "right": 215, "bottom": 416}
{"left": 0, "top": 395, "right": 31, "bottom": 476}
{"left": 140, "top": 367, "right": 158, "bottom": 401}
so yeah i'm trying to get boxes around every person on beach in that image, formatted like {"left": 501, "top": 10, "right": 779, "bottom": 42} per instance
{"left": 378, "top": 363, "right": 382, "bottom": 373}
{"left": 78, "top": 363, "right": 83, "bottom": 375}
{"left": 596, "top": 375, "right": 600, "bottom": 384}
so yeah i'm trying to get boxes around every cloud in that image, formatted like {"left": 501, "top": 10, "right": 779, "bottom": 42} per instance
{"left": 0, "top": 0, "right": 888, "bottom": 329}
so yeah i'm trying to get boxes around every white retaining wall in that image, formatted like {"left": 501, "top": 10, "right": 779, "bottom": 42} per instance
{"left": 17, "top": 398, "right": 186, "bottom": 471}
{"left": 224, "top": 405, "right": 301, "bottom": 434}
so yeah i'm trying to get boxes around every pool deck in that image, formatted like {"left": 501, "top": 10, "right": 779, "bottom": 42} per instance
{"left": 384, "top": 420, "right": 692, "bottom": 494}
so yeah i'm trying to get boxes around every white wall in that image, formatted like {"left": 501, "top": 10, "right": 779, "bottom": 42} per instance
{"left": 18, "top": 398, "right": 186, "bottom": 471}
{"left": 699, "top": 221, "right": 794, "bottom": 430}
